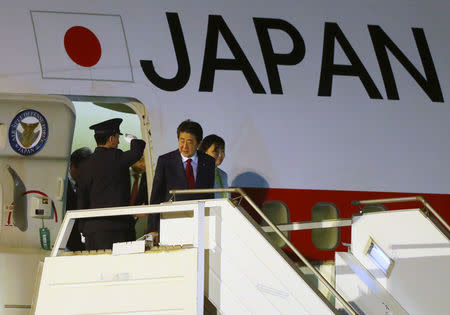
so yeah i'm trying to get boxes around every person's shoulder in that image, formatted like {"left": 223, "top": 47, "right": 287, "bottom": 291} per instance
{"left": 94, "top": 147, "right": 122, "bottom": 155}
{"left": 217, "top": 167, "right": 227, "bottom": 177}
{"left": 159, "top": 149, "right": 179, "bottom": 160}
{"left": 108, "top": 147, "right": 124, "bottom": 157}
{"left": 155, "top": 149, "right": 179, "bottom": 168}
{"left": 79, "top": 151, "right": 96, "bottom": 167}
{"left": 198, "top": 151, "right": 215, "bottom": 165}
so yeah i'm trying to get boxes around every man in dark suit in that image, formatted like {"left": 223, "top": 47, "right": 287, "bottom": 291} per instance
{"left": 77, "top": 118, "right": 146, "bottom": 250}
{"left": 148, "top": 119, "right": 215, "bottom": 232}
{"left": 65, "top": 147, "right": 92, "bottom": 251}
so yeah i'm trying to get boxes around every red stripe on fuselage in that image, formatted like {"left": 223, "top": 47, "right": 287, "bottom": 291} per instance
{"left": 239, "top": 187, "right": 450, "bottom": 261}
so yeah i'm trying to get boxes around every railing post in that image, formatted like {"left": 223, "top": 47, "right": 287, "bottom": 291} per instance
{"left": 196, "top": 201, "right": 205, "bottom": 315}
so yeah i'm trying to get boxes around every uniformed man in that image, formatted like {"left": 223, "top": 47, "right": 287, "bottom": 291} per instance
{"left": 77, "top": 118, "right": 146, "bottom": 250}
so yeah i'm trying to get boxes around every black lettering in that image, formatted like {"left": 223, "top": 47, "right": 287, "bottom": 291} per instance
{"left": 140, "top": 12, "right": 190, "bottom": 91}
{"left": 253, "top": 17, "right": 305, "bottom": 94}
{"left": 318, "top": 22, "right": 382, "bottom": 99}
{"left": 199, "top": 15, "right": 265, "bottom": 93}
{"left": 368, "top": 25, "right": 444, "bottom": 102}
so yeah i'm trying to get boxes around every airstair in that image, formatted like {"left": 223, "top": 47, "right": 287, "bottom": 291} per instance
{"left": 334, "top": 197, "right": 450, "bottom": 315}
{"left": 30, "top": 191, "right": 449, "bottom": 314}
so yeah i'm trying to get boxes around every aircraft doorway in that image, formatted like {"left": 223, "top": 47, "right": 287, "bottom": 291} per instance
{"left": 66, "top": 97, "right": 155, "bottom": 238}
{"left": 71, "top": 101, "right": 141, "bottom": 154}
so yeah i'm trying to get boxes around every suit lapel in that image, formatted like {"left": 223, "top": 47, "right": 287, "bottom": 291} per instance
{"left": 173, "top": 150, "right": 188, "bottom": 188}
{"left": 196, "top": 152, "right": 204, "bottom": 187}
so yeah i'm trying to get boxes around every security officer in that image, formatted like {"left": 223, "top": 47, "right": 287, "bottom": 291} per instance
{"left": 77, "top": 118, "right": 146, "bottom": 250}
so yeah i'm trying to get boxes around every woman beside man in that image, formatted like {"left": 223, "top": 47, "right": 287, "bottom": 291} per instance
{"left": 198, "top": 134, "right": 228, "bottom": 198}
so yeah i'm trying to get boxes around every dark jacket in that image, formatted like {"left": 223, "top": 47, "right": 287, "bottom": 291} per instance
{"left": 148, "top": 149, "right": 215, "bottom": 231}
{"left": 135, "top": 173, "right": 148, "bottom": 206}
{"left": 150, "top": 149, "right": 215, "bottom": 204}
{"left": 65, "top": 179, "right": 84, "bottom": 251}
{"left": 77, "top": 139, "right": 146, "bottom": 234}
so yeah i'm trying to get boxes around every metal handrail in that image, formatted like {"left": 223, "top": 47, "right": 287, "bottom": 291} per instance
{"left": 170, "top": 187, "right": 357, "bottom": 315}
{"left": 352, "top": 196, "right": 450, "bottom": 233}
{"left": 52, "top": 203, "right": 201, "bottom": 257}
{"left": 261, "top": 218, "right": 352, "bottom": 232}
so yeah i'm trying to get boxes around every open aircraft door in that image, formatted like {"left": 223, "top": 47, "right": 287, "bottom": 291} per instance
{"left": 0, "top": 94, "right": 75, "bottom": 314}
{"left": 90, "top": 98, "right": 155, "bottom": 197}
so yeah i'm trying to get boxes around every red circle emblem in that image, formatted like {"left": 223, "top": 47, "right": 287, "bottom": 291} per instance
{"left": 64, "top": 26, "right": 102, "bottom": 67}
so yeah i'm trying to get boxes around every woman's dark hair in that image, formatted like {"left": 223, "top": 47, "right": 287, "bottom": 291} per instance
{"left": 198, "top": 134, "right": 225, "bottom": 152}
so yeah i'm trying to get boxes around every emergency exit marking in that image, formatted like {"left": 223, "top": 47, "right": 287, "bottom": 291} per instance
{"left": 4, "top": 205, "right": 13, "bottom": 226}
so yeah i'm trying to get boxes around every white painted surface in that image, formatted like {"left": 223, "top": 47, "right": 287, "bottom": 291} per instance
{"left": 0, "top": 94, "right": 74, "bottom": 315}
{"left": 0, "top": 247, "right": 47, "bottom": 315}
{"left": 335, "top": 252, "right": 407, "bottom": 314}
{"left": 35, "top": 200, "right": 334, "bottom": 314}
{"left": 31, "top": 11, "right": 133, "bottom": 81}
{"left": 0, "top": 0, "right": 448, "bottom": 312}
{"left": 0, "top": 124, "right": 5, "bottom": 151}
{"left": 0, "top": 94, "right": 75, "bottom": 249}
{"left": 34, "top": 248, "right": 198, "bottom": 314}
{"left": 349, "top": 210, "right": 450, "bottom": 314}
{"left": 195, "top": 201, "right": 205, "bottom": 315}
{"left": 0, "top": 0, "right": 448, "bottom": 194}
{"left": 52, "top": 202, "right": 199, "bottom": 257}
{"left": 161, "top": 199, "right": 334, "bottom": 314}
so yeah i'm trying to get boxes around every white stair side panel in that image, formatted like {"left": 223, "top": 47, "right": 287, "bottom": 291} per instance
{"left": 351, "top": 210, "right": 450, "bottom": 315}
{"left": 335, "top": 252, "right": 408, "bottom": 314}
{"left": 161, "top": 199, "right": 334, "bottom": 315}
{"left": 218, "top": 206, "right": 329, "bottom": 314}
{"left": 160, "top": 216, "right": 216, "bottom": 249}
{"left": 34, "top": 249, "right": 198, "bottom": 315}
{"left": 207, "top": 266, "right": 252, "bottom": 315}
{"left": 0, "top": 248, "right": 47, "bottom": 314}
{"left": 208, "top": 246, "right": 284, "bottom": 314}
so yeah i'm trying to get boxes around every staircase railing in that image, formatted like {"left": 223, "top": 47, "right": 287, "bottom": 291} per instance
{"left": 352, "top": 196, "right": 449, "bottom": 234}
{"left": 170, "top": 187, "right": 358, "bottom": 315}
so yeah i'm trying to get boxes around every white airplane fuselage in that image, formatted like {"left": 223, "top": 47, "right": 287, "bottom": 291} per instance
{"left": 0, "top": 0, "right": 449, "bottom": 258}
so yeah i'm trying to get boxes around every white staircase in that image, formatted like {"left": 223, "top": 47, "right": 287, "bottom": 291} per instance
{"left": 335, "top": 209, "right": 450, "bottom": 315}
{"left": 32, "top": 198, "right": 340, "bottom": 314}
{"left": 30, "top": 194, "right": 450, "bottom": 314}
{"left": 160, "top": 199, "right": 335, "bottom": 314}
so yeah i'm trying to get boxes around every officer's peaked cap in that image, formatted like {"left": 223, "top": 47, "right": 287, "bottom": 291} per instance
{"left": 89, "top": 118, "right": 123, "bottom": 135}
